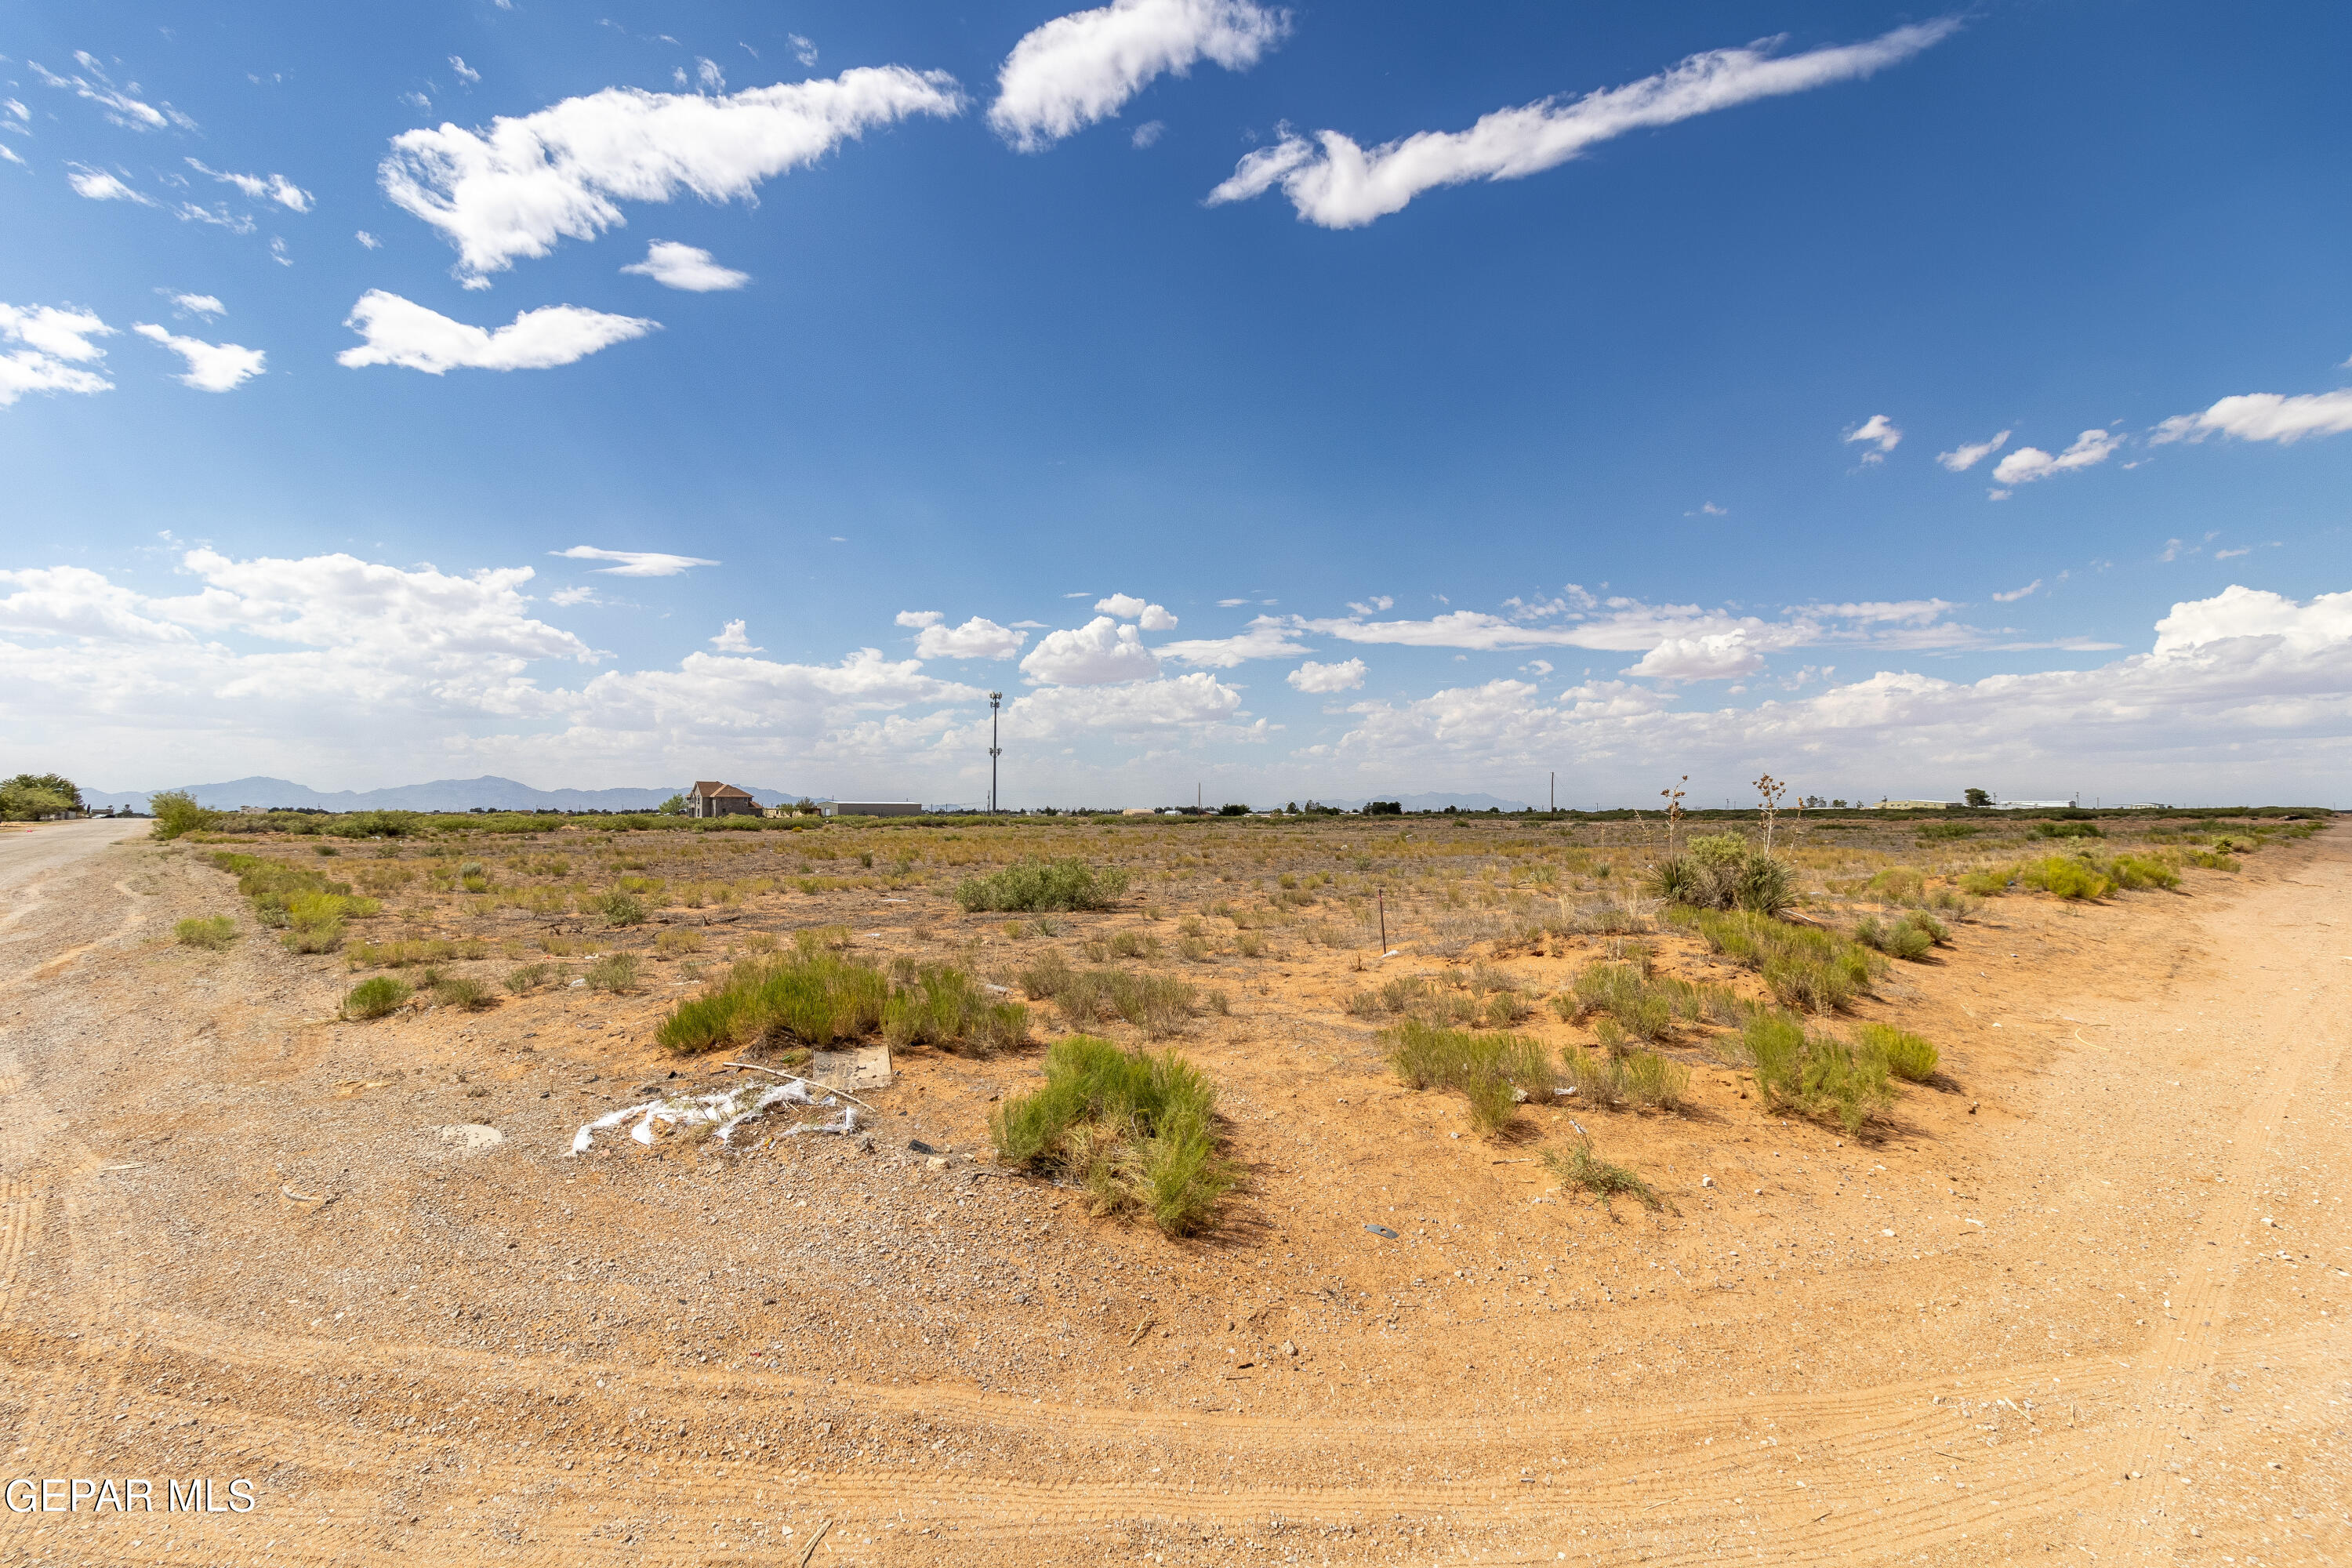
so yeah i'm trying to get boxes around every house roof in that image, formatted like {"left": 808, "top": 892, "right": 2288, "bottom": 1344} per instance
{"left": 689, "top": 781, "right": 755, "bottom": 799}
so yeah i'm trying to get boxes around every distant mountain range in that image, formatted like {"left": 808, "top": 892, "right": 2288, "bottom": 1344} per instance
{"left": 79, "top": 775, "right": 802, "bottom": 814}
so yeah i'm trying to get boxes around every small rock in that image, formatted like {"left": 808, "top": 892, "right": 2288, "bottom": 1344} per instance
{"left": 1700, "top": 1175, "right": 1713, "bottom": 1187}
{"left": 926, "top": 1156, "right": 948, "bottom": 1171}
{"left": 1279, "top": 1340, "right": 1296, "bottom": 1357}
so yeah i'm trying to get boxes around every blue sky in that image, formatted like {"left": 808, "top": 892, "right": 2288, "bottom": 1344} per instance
{"left": 2, "top": 1, "right": 2348, "bottom": 806}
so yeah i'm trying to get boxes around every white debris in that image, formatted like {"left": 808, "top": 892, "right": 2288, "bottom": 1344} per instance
{"left": 437, "top": 1123, "right": 505, "bottom": 1151}
{"left": 568, "top": 1078, "right": 857, "bottom": 1156}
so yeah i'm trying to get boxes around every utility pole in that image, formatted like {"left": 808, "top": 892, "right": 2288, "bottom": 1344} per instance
{"left": 988, "top": 691, "right": 1002, "bottom": 814}
{"left": 1550, "top": 771, "right": 1555, "bottom": 816}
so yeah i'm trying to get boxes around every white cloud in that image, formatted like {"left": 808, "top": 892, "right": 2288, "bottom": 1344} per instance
{"left": 2213, "top": 547, "right": 2250, "bottom": 561}
{"left": 336, "top": 290, "right": 659, "bottom": 374}
{"left": 1000, "top": 672, "right": 1251, "bottom": 739}
{"left": 356, "top": 229, "right": 383, "bottom": 249}
{"left": 916, "top": 615, "right": 1027, "bottom": 661}
{"left": 2151, "top": 387, "right": 2352, "bottom": 448}
{"left": 4, "top": 99, "right": 28, "bottom": 122}
{"left": 1990, "top": 428, "right": 2122, "bottom": 488}
{"left": 710, "top": 619, "right": 763, "bottom": 652}
{"left": 1688, "top": 501, "right": 1728, "bottom": 517}
{"left": 1216, "top": 597, "right": 1248, "bottom": 608}
{"left": 1019, "top": 615, "right": 1161, "bottom": 684}
{"left": 0, "top": 302, "right": 114, "bottom": 406}
{"left": 1287, "top": 657, "right": 1364, "bottom": 693}
{"left": 553, "top": 546, "right": 718, "bottom": 578}
{"left": 620, "top": 240, "right": 750, "bottom": 291}
{"left": 1094, "top": 592, "right": 1178, "bottom": 630}
{"left": 176, "top": 201, "right": 256, "bottom": 234}
{"left": 186, "top": 157, "right": 313, "bottom": 212}
{"left": 31, "top": 54, "right": 191, "bottom": 132}
{"left": 380, "top": 67, "right": 966, "bottom": 285}
{"left": 989, "top": 0, "right": 1288, "bottom": 152}
{"left": 1131, "top": 119, "right": 1164, "bottom": 148}
{"left": 0, "top": 564, "right": 194, "bottom": 642}
{"left": 1345, "top": 595, "right": 1393, "bottom": 615}
{"left": 1156, "top": 615, "right": 1312, "bottom": 668}
{"left": 1206, "top": 20, "right": 1954, "bottom": 227}
{"left": 1843, "top": 412, "right": 1901, "bottom": 463}
{"left": 1936, "top": 428, "right": 2009, "bottom": 471}
{"left": 67, "top": 164, "right": 152, "bottom": 204}
{"left": 450, "top": 56, "right": 481, "bottom": 86}
{"left": 0, "top": 146, "right": 24, "bottom": 168}
{"left": 1621, "top": 631, "right": 1764, "bottom": 681}
{"left": 548, "top": 586, "right": 601, "bottom": 608}
{"left": 1991, "top": 579, "right": 2041, "bottom": 603}
{"left": 131, "top": 322, "right": 266, "bottom": 392}
{"left": 789, "top": 35, "right": 819, "bottom": 68}
{"left": 169, "top": 292, "right": 225, "bottom": 318}
{"left": 895, "top": 609, "right": 945, "bottom": 630}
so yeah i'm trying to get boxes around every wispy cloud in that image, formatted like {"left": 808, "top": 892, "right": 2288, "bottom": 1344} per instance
{"left": 32, "top": 53, "right": 194, "bottom": 132}
{"left": 1207, "top": 20, "right": 1955, "bottom": 227}
{"left": 1990, "top": 579, "right": 2041, "bottom": 603}
{"left": 0, "top": 302, "right": 114, "bottom": 406}
{"left": 66, "top": 163, "right": 153, "bottom": 204}
{"left": 990, "top": 0, "right": 1288, "bottom": 152}
{"left": 552, "top": 546, "right": 718, "bottom": 578}
{"left": 1990, "top": 428, "right": 2122, "bottom": 488}
{"left": 1936, "top": 429, "right": 2009, "bottom": 471}
{"left": 131, "top": 322, "right": 265, "bottom": 391}
{"left": 186, "top": 157, "right": 312, "bottom": 212}
{"left": 2151, "top": 387, "right": 2352, "bottom": 448}
{"left": 1843, "top": 412, "right": 1901, "bottom": 463}
{"left": 620, "top": 240, "right": 751, "bottom": 292}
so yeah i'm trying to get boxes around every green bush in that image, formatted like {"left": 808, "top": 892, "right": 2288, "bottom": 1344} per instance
{"left": 1740, "top": 1012, "right": 1892, "bottom": 1134}
{"left": 882, "top": 963, "right": 1028, "bottom": 1054}
{"left": 1570, "top": 963, "right": 1673, "bottom": 1040}
{"left": 2034, "top": 821, "right": 2103, "bottom": 839}
{"left": 596, "top": 891, "right": 649, "bottom": 927}
{"left": 174, "top": 915, "right": 237, "bottom": 949}
{"left": 989, "top": 1035, "right": 1234, "bottom": 1236}
{"left": 505, "top": 961, "right": 557, "bottom": 993}
{"left": 1856, "top": 1022, "right": 1939, "bottom": 1083}
{"left": 1686, "top": 908, "right": 1877, "bottom": 1013}
{"left": 1387, "top": 1020, "right": 1557, "bottom": 1135}
{"left": 431, "top": 975, "right": 496, "bottom": 1010}
{"left": 1018, "top": 950, "right": 1199, "bottom": 1038}
{"left": 953, "top": 858, "right": 1131, "bottom": 913}
{"left": 342, "top": 975, "right": 412, "bottom": 1020}
{"left": 2015, "top": 855, "right": 2111, "bottom": 899}
{"left": 2104, "top": 854, "right": 2180, "bottom": 891}
{"left": 148, "top": 789, "right": 220, "bottom": 840}
{"left": 1958, "top": 869, "right": 2008, "bottom": 896}
{"left": 656, "top": 950, "right": 887, "bottom": 1052}
{"left": 1855, "top": 914, "right": 1933, "bottom": 961}
{"left": 1646, "top": 833, "right": 1796, "bottom": 915}
{"left": 584, "top": 953, "right": 641, "bottom": 993}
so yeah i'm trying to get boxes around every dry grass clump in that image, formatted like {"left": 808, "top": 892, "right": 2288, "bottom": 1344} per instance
{"left": 1387, "top": 1020, "right": 1558, "bottom": 1135}
{"left": 1854, "top": 909, "right": 1947, "bottom": 960}
{"left": 955, "top": 858, "right": 1131, "bottom": 913}
{"left": 1543, "top": 1139, "right": 1667, "bottom": 1212}
{"left": 347, "top": 937, "right": 485, "bottom": 970}
{"left": 426, "top": 972, "right": 496, "bottom": 1011}
{"left": 1018, "top": 950, "right": 1199, "bottom": 1038}
{"left": 1560, "top": 1033, "right": 1690, "bottom": 1111}
{"left": 583, "top": 953, "right": 641, "bottom": 993}
{"left": 174, "top": 915, "right": 237, "bottom": 949}
{"left": 989, "top": 1035, "right": 1234, "bottom": 1236}
{"left": 1853, "top": 1022, "right": 1939, "bottom": 1083}
{"left": 881, "top": 959, "right": 1027, "bottom": 1054}
{"left": 657, "top": 948, "right": 1022, "bottom": 1055}
{"left": 655, "top": 927, "right": 706, "bottom": 958}
{"left": 1682, "top": 908, "right": 1878, "bottom": 1014}
{"left": 206, "top": 849, "right": 380, "bottom": 953}
{"left": 1739, "top": 1012, "right": 1893, "bottom": 1134}
{"left": 505, "top": 961, "right": 561, "bottom": 993}
{"left": 341, "top": 975, "right": 411, "bottom": 1020}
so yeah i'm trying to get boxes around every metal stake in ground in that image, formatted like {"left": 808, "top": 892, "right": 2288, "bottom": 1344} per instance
{"left": 1377, "top": 886, "right": 1386, "bottom": 955}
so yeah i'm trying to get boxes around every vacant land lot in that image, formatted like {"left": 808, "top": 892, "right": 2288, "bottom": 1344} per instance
{"left": 0, "top": 808, "right": 2342, "bottom": 1564}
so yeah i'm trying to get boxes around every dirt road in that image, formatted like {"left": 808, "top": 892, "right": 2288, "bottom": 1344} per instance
{"left": 0, "top": 822, "right": 2342, "bottom": 1564}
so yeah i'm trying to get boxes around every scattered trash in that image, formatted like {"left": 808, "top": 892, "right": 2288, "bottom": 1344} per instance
{"left": 568, "top": 1080, "right": 857, "bottom": 1155}
{"left": 437, "top": 1123, "right": 505, "bottom": 1152}
{"left": 908, "top": 1139, "right": 941, "bottom": 1155}
{"left": 1700, "top": 1175, "right": 1714, "bottom": 1188}
{"left": 278, "top": 1183, "right": 333, "bottom": 1210}
{"left": 983, "top": 982, "right": 1011, "bottom": 993}
{"left": 808, "top": 1044, "right": 892, "bottom": 1092}
{"left": 1364, "top": 1223, "right": 1399, "bottom": 1240}
{"left": 568, "top": 977, "right": 586, "bottom": 987}
{"left": 1553, "top": 1086, "right": 1577, "bottom": 1097}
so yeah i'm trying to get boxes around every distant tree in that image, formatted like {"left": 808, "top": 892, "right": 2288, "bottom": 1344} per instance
{"left": 1218, "top": 803, "right": 1249, "bottom": 816}
{"left": 1364, "top": 800, "right": 1403, "bottom": 815}
{"left": 1963, "top": 787, "right": 1993, "bottom": 808}
{"left": 1831, "top": 799, "right": 1848, "bottom": 808}
{"left": 793, "top": 797, "right": 821, "bottom": 815}
{"left": 5, "top": 771, "right": 81, "bottom": 809}
{"left": 655, "top": 793, "right": 689, "bottom": 815}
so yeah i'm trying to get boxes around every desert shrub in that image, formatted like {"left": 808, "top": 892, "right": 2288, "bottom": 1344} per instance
{"left": 430, "top": 975, "right": 495, "bottom": 1011}
{"left": 2185, "top": 850, "right": 2241, "bottom": 872}
{"left": 1617, "top": 1049, "right": 1690, "bottom": 1110}
{"left": 1958, "top": 869, "right": 2009, "bottom": 896}
{"left": 1023, "top": 953, "right": 1200, "bottom": 1038}
{"left": 882, "top": 964, "right": 1028, "bottom": 1054}
{"left": 1854, "top": 914, "right": 1933, "bottom": 961}
{"left": 1343, "top": 989, "right": 1383, "bottom": 1018}
{"left": 954, "top": 858, "right": 1131, "bottom": 913}
{"left": 505, "top": 961, "right": 557, "bottom": 993}
{"left": 1647, "top": 833, "right": 1796, "bottom": 916}
{"left": 1559, "top": 1041, "right": 1624, "bottom": 1102}
{"left": 2014, "top": 855, "right": 2111, "bottom": 900}
{"left": 341, "top": 975, "right": 411, "bottom": 1020}
{"left": 1375, "top": 975, "right": 1431, "bottom": 1014}
{"left": 1867, "top": 866, "right": 1926, "bottom": 904}
{"left": 1562, "top": 894, "right": 1652, "bottom": 934}
{"left": 596, "top": 891, "right": 649, "bottom": 927}
{"left": 148, "top": 789, "right": 220, "bottom": 840}
{"left": 1687, "top": 908, "right": 1876, "bottom": 1014}
{"left": 1917, "top": 822, "right": 1981, "bottom": 840}
{"left": 1740, "top": 1012, "right": 1892, "bottom": 1134}
{"left": 1570, "top": 963, "right": 1674, "bottom": 1040}
{"left": 1386, "top": 1021, "right": 1556, "bottom": 1135}
{"left": 1856, "top": 1022, "right": 1939, "bottom": 1083}
{"left": 584, "top": 953, "right": 641, "bottom": 993}
{"left": 1479, "top": 991, "right": 1532, "bottom": 1028}
{"left": 655, "top": 949, "right": 889, "bottom": 1052}
{"left": 1543, "top": 1140, "right": 1665, "bottom": 1212}
{"left": 989, "top": 1035, "right": 1234, "bottom": 1236}
{"left": 2034, "top": 820, "right": 2103, "bottom": 839}
{"left": 2104, "top": 854, "right": 2181, "bottom": 891}
{"left": 174, "top": 915, "right": 237, "bottom": 949}
{"left": 655, "top": 928, "right": 706, "bottom": 958}
{"left": 1904, "top": 909, "right": 1951, "bottom": 944}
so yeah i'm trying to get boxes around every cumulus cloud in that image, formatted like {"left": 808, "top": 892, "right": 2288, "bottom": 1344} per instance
{"left": 1156, "top": 615, "right": 1313, "bottom": 669}
{"left": 1990, "top": 428, "right": 2122, "bottom": 488}
{"left": 131, "top": 322, "right": 266, "bottom": 391}
{"left": 895, "top": 609, "right": 945, "bottom": 630}
{"left": 1622, "top": 631, "right": 1764, "bottom": 681}
{"left": 336, "top": 289, "right": 658, "bottom": 373}
{"left": 67, "top": 164, "right": 152, "bottom": 203}
{"left": 1206, "top": 20, "right": 1954, "bottom": 227}
{"left": 0, "top": 302, "right": 114, "bottom": 406}
{"left": 1019, "top": 615, "right": 1161, "bottom": 684}
{"left": 1000, "top": 671, "right": 1250, "bottom": 739}
{"left": 916, "top": 616, "right": 1027, "bottom": 661}
{"left": 186, "top": 158, "right": 313, "bottom": 212}
{"left": 990, "top": 0, "right": 1288, "bottom": 151}
{"left": 1094, "top": 592, "right": 1178, "bottom": 629}
{"left": 1286, "top": 657, "right": 1363, "bottom": 693}
{"left": 0, "top": 564, "right": 195, "bottom": 642}
{"left": 379, "top": 67, "right": 965, "bottom": 285}
{"left": 1844, "top": 413, "right": 1901, "bottom": 463}
{"left": 2151, "top": 387, "right": 2352, "bottom": 448}
{"left": 169, "top": 292, "right": 225, "bottom": 318}
{"left": 553, "top": 546, "right": 718, "bottom": 577}
{"left": 710, "top": 619, "right": 762, "bottom": 652}
{"left": 1936, "top": 429, "right": 2009, "bottom": 471}
{"left": 619, "top": 240, "right": 751, "bottom": 291}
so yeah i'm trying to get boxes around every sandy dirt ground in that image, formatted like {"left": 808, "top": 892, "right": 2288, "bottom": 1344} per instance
{"left": 0, "top": 817, "right": 2343, "bottom": 1565}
